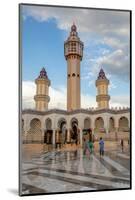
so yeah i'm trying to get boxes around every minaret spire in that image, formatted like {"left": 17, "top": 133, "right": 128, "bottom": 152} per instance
{"left": 64, "top": 24, "right": 84, "bottom": 111}
{"left": 34, "top": 67, "right": 50, "bottom": 111}
{"left": 96, "top": 68, "right": 110, "bottom": 109}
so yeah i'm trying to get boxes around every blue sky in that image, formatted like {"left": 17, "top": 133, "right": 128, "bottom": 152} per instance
{"left": 22, "top": 5, "right": 130, "bottom": 109}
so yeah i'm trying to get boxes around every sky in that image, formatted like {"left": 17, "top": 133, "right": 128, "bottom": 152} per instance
{"left": 21, "top": 5, "right": 130, "bottom": 110}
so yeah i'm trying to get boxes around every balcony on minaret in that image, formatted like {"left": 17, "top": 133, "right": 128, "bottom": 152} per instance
{"left": 64, "top": 23, "right": 84, "bottom": 60}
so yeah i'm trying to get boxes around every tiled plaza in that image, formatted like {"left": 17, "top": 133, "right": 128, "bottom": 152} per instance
{"left": 21, "top": 142, "right": 130, "bottom": 195}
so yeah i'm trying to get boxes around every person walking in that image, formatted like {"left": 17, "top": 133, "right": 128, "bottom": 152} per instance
{"left": 89, "top": 140, "right": 94, "bottom": 154}
{"left": 99, "top": 137, "right": 104, "bottom": 156}
{"left": 120, "top": 139, "right": 124, "bottom": 152}
{"left": 83, "top": 138, "right": 90, "bottom": 158}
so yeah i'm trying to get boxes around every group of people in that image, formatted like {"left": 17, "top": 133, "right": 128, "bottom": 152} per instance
{"left": 83, "top": 137, "right": 104, "bottom": 158}
{"left": 83, "top": 137, "right": 127, "bottom": 158}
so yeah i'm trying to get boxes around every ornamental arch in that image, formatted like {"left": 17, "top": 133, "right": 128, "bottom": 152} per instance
{"left": 57, "top": 118, "right": 67, "bottom": 145}
{"left": 94, "top": 117, "right": 104, "bottom": 132}
{"left": 109, "top": 117, "right": 115, "bottom": 132}
{"left": 44, "top": 118, "right": 53, "bottom": 144}
{"left": 45, "top": 118, "right": 52, "bottom": 130}
{"left": 119, "top": 116, "right": 129, "bottom": 131}
{"left": 70, "top": 117, "right": 79, "bottom": 144}
{"left": 84, "top": 117, "right": 91, "bottom": 129}
{"left": 27, "top": 118, "right": 42, "bottom": 143}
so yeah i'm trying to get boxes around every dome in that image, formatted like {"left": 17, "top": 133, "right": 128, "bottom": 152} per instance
{"left": 38, "top": 67, "right": 48, "bottom": 79}
{"left": 71, "top": 23, "right": 77, "bottom": 32}
{"left": 97, "top": 68, "right": 107, "bottom": 80}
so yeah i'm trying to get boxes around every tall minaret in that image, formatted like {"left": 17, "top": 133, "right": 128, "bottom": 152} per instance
{"left": 64, "top": 23, "right": 84, "bottom": 111}
{"left": 34, "top": 67, "right": 50, "bottom": 111}
{"left": 96, "top": 68, "right": 110, "bottom": 109}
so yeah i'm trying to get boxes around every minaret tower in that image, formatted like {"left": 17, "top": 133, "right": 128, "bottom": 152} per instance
{"left": 96, "top": 68, "right": 110, "bottom": 109}
{"left": 34, "top": 67, "right": 50, "bottom": 111}
{"left": 64, "top": 23, "right": 84, "bottom": 111}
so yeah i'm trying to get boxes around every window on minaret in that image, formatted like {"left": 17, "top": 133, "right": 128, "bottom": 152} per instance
{"left": 65, "top": 45, "right": 68, "bottom": 54}
{"left": 71, "top": 42, "right": 76, "bottom": 52}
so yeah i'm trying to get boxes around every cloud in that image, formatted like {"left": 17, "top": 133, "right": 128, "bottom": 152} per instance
{"left": 96, "top": 49, "right": 130, "bottom": 80}
{"left": 22, "top": 81, "right": 129, "bottom": 110}
{"left": 22, "top": 5, "right": 130, "bottom": 82}
{"left": 110, "top": 95, "right": 130, "bottom": 108}
{"left": 22, "top": 81, "right": 66, "bottom": 109}
{"left": 22, "top": 81, "right": 96, "bottom": 109}
{"left": 22, "top": 6, "right": 129, "bottom": 36}
{"left": 22, "top": 81, "right": 35, "bottom": 109}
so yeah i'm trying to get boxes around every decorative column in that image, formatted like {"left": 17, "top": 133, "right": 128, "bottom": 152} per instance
{"left": 115, "top": 127, "right": 118, "bottom": 141}
{"left": 67, "top": 129, "right": 71, "bottom": 143}
{"left": 52, "top": 129, "right": 56, "bottom": 148}
{"left": 56, "top": 129, "right": 60, "bottom": 143}
{"left": 41, "top": 128, "right": 45, "bottom": 144}
{"left": 104, "top": 116, "right": 109, "bottom": 135}
{"left": 91, "top": 118, "right": 95, "bottom": 136}
{"left": 79, "top": 128, "right": 83, "bottom": 147}
{"left": 23, "top": 127, "right": 29, "bottom": 144}
{"left": 23, "top": 120, "right": 30, "bottom": 143}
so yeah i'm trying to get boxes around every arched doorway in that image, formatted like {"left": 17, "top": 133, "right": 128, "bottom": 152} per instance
{"left": 83, "top": 117, "right": 92, "bottom": 141}
{"left": 57, "top": 118, "right": 67, "bottom": 146}
{"left": 95, "top": 117, "right": 104, "bottom": 133}
{"left": 119, "top": 117, "right": 129, "bottom": 131}
{"left": 45, "top": 118, "right": 52, "bottom": 144}
{"left": 109, "top": 117, "right": 115, "bottom": 132}
{"left": 27, "top": 118, "right": 42, "bottom": 143}
{"left": 70, "top": 118, "right": 79, "bottom": 145}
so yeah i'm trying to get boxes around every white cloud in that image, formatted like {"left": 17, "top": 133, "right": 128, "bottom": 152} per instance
{"left": 22, "top": 81, "right": 129, "bottom": 110}
{"left": 22, "top": 81, "right": 35, "bottom": 109}
{"left": 49, "top": 86, "right": 66, "bottom": 109}
{"left": 22, "top": 81, "right": 66, "bottom": 109}
{"left": 22, "top": 5, "right": 130, "bottom": 82}
{"left": 22, "top": 6, "right": 129, "bottom": 37}
{"left": 110, "top": 95, "right": 130, "bottom": 108}
{"left": 22, "top": 81, "right": 97, "bottom": 109}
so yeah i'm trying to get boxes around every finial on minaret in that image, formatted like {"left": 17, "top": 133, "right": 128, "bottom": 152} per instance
{"left": 38, "top": 67, "right": 48, "bottom": 79}
{"left": 97, "top": 68, "right": 107, "bottom": 80}
{"left": 71, "top": 22, "right": 77, "bottom": 32}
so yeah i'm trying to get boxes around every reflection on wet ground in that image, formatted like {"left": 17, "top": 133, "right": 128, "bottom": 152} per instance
{"left": 20, "top": 146, "right": 130, "bottom": 195}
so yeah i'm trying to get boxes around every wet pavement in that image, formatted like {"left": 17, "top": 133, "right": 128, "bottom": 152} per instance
{"left": 20, "top": 147, "right": 130, "bottom": 195}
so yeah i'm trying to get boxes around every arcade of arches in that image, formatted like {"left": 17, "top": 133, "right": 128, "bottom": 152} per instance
{"left": 22, "top": 115, "right": 130, "bottom": 146}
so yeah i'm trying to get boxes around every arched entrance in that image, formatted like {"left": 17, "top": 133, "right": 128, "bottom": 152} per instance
{"left": 57, "top": 118, "right": 67, "bottom": 146}
{"left": 109, "top": 117, "right": 115, "bottom": 132}
{"left": 95, "top": 117, "right": 104, "bottom": 133}
{"left": 119, "top": 117, "right": 129, "bottom": 131}
{"left": 45, "top": 118, "right": 52, "bottom": 144}
{"left": 27, "top": 118, "right": 42, "bottom": 143}
{"left": 70, "top": 118, "right": 79, "bottom": 145}
{"left": 83, "top": 117, "right": 92, "bottom": 141}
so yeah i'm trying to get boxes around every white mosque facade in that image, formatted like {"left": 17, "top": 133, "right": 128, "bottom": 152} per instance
{"left": 22, "top": 24, "right": 130, "bottom": 147}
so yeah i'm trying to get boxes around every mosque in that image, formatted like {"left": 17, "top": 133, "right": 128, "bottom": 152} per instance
{"left": 22, "top": 24, "right": 130, "bottom": 148}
